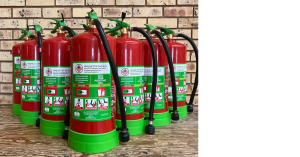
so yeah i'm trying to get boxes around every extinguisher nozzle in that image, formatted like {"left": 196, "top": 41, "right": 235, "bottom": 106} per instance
{"left": 171, "top": 112, "right": 180, "bottom": 121}
{"left": 145, "top": 125, "right": 155, "bottom": 134}
{"left": 35, "top": 118, "right": 40, "bottom": 127}
{"left": 187, "top": 103, "right": 194, "bottom": 113}
{"left": 119, "top": 131, "right": 130, "bottom": 142}
{"left": 62, "top": 130, "right": 68, "bottom": 140}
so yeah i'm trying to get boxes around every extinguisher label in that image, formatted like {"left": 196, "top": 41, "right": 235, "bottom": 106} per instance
{"left": 144, "top": 66, "right": 165, "bottom": 109}
{"left": 168, "top": 63, "right": 187, "bottom": 102}
{"left": 43, "top": 66, "right": 70, "bottom": 115}
{"left": 116, "top": 66, "right": 144, "bottom": 115}
{"left": 72, "top": 61, "right": 112, "bottom": 121}
{"left": 14, "top": 56, "right": 21, "bottom": 92}
{"left": 21, "top": 60, "right": 40, "bottom": 102}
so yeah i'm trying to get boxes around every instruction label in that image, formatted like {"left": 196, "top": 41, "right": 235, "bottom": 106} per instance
{"left": 21, "top": 60, "right": 40, "bottom": 102}
{"left": 43, "top": 66, "right": 70, "bottom": 115}
{"left": 117, "top": 66, "right": 144, "bottom": 115}
{"left": 14, "top": 56, "right": 21, "bottom": 92}
{"left": 72, "top": 61, "right": 112, "bottom": 121}
{"left": 168, "top": 63, "right": 187, "bottom": 102}
{"left": 144, "top": 66, "right": 165, "bottom": 109}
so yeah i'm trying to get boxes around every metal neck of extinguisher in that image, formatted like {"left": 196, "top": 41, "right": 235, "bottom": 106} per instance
{"left": 150, "top": 28, "right": 180, "bottom": 121}
{"left": 173, "top": 33, "right": 198, "bottom": 113}
{"left": 88, "top": 15, "right": 129, "bottom": 142}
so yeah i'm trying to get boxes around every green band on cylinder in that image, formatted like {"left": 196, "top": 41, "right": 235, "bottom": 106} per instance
{"left": 40, "top": 118, "right": 65, "bottom": 136}
{"left": 12, "top": 103, "right": 21, "bottom": 116}
{"left": 116, "top": 118, "right": 145, "bottom": 136}
{"left": 169, "top": 105, "right": 188, "bottom": 119}
{"left": 20, "top": 110, "right": 39, "bottom": 125}
{"left": 68, "top": 128, "right": 119, "bottom": 153}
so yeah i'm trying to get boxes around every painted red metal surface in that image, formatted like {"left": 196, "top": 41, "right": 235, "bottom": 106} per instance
{"left": 12, "top": 43, "right": 22, "bottom": 105}
{"left": 20, "top": 37, "right": 41, "bottom": 112}
{"left": 143, "top": 36, "right": 169, "bottom": 113}
{"left": 164, "top": 38, "right": 187, "bottom": 107}
{"left": 69, "top": 28, "right": 116, "bottom": 134}
{"left": 115, "top": 33, "right": 144, "bottom": 121}
{"left": 41, "top": 33, "right": 70, "bottom": 121}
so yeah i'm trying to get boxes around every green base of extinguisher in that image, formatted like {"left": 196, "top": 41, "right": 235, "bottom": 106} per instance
{"left": 40, "top": 118, "right": 65, "bottom": 136}
{"left": 68, "top": 128, "right": 119, "bottom": 153}
{"left": 168, "top": 105, "right": 187, "bottom": 119}
{"left": 12, "top": 103, "right": 21, "bottom": 116}
{"left": 144, "top": 111, "right": 171, "bottom": 127}
{"left": 20, "top": 110, "right": 39, "bottom": 125}
{"left": 116, "top": 118, "right": 145, "bottom": 136}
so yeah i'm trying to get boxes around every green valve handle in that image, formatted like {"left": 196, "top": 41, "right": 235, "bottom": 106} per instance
{"left": 105, "top": 27, "right": 120, "bottom": 37}
{"left": 28, "top": 25, "right": 42, "bottom": 32}
{"left": 50, "top": 18, "right": 66, "bottom": 34}
{"left": 18, "top": 28, "right": 32, "bottom": 40}
{"left": 86, "top": 11, "right": 98, "bottom": 20}
{"left": 156, "top": 26, "right": 174, "bottom": 36}
{"left": 105, "top": 19, "right": 130, "bottom": 33}
{"left": 145, "top": 24, "right": 155, "bottom": 32}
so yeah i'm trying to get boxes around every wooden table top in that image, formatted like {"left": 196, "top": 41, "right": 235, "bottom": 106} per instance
{"left": 0, "top": 105, "right": 198, "bottom": 156}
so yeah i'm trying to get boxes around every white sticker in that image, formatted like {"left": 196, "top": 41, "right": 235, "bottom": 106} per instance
{"left": 14, "top": 57, "right": 20, "bottom": 64}
{"left": 173, "top": 64, "right": 186, "bottom": 72}
{"left": 44, "top": 67, "right": 70, "bottom": 77}
{"left": 73, "top": 63, "right": 110, "bottom": 74}
{"left": 118, "top": 67, "right": 144, "bottom": 76}
{"left": 144, "top": 67, "right": 164, "bottom": 76}
{"left": 21, "top": 60, "right": 40, "bottom": 69}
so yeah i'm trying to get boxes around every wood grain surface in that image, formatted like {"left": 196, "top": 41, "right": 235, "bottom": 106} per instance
{"left": 0, "top": 105, "right": 198, "bottom": 157}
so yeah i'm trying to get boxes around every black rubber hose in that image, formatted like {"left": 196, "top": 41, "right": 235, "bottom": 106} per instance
{"left": 35, "top": 31, "right": 42, "bottom": 127}
{"left": 176, "top": 34, "right": 198, "bottom": 113}
{"left": 152, "top": 30, "right": 179, "bottom": 120}
{"left": 61, "top": 27, "right": 76, "bottom": 139}
{"left": 130, "top": 27, "right": 158, "bottom": 134}
{"left": 92, "top": 19, "right": 129, "bottom": 142}
{"left": 61, "top": 26, "right": 76, "bottom": 37}
{"left": 62, "top": 97, "right": 70, "bottom": 140}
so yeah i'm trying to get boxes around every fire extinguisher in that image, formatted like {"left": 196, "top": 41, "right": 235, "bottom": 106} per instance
{"left": 142, "top": 24, "right": 180, "bottom": 126}
{"left": 37, "top": 14, "right": 76, "bottom": 136}
{"left": 20, "top": 25, "right": 43, "bottom": 125}
{"left": 105, "top": 28, "right": 120, "bottom": 39}
{"left": 66, "top": 9, "right": 129, "bottom": 153}
{"left": 157, "top": 27, "right": 198, "bottom": 115}
{"left": 153, "top": 26, "right": 190, "bottom": 119}
{"left": 106, "top": 13, "right": 158, "bottom": 135}
{"left": 11, "top": 27, "right": 35, "bottom": 116}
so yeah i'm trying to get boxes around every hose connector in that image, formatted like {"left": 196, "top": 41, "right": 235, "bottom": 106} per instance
{"left": 171, "top": 110, "right": 180, "bottom": 120}
{"left": 117, "top": 128, "right": 130, "bottom": 142}
{"left": 62, "top": 126, "right": 69, "bottom": 140}
{"left": 187, "top": 102, "right": 194, "bottom": 113}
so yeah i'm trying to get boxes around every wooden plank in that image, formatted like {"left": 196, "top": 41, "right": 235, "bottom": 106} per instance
{"left": 0, "top": 104, "right": 198, "bottom": 156}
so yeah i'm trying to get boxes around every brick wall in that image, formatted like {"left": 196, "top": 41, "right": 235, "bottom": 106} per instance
{"left": 0, "top": 0, "right": 198, "bottom": 105}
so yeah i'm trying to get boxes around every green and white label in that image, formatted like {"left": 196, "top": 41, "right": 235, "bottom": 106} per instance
{"left": 168, "top": 63, "right": 187, "bottom": 101}
{"left": 72, "top": 61, "right": 112, "bottom": 121}
{"left": 117, "top": 66, "right": 144, "bottom": 115}
{"left": 144, "top": 66, "right": 165, "bottom": 109}
{"left": 14, "top": 56, "right": 21, "bottom": 92}
{"left": 21, "top": 60, "right": 41, "bottom": 102}
{"left": 43, "top": 66, "right": 70, "bottom": 115}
